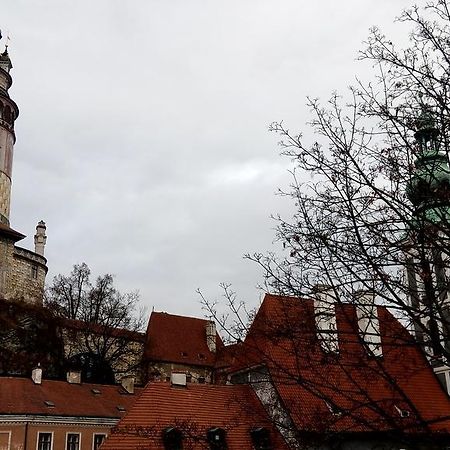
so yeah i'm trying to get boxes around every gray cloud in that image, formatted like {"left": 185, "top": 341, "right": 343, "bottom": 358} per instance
{"left": 4, "top": 0, "right": 412, "bottom": 317}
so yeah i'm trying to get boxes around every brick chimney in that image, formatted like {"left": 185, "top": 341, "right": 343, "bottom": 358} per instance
{"left": 355, "top": 290, "right": 382, "bottom": 357}
{"left": 121, "top": 376, "right": 135, "bottom": 394}
{"left": 66, "top": 370, "right": 81, "bottom": 384}
{"left": 32, "top": 364, "right": 42, "bottom": 384}
{"left": 313, "top": 284, "right": 339, "bottom": 353}
{"left": 205, "top": 321, "right": 216, "bottom": 353}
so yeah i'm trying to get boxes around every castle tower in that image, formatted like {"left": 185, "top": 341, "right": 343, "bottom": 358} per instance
{"left": 0, "top": 38, "right": 48, "bottom": 305}
{"left": 0, "top": 46, "right": 18, "bottom": 225}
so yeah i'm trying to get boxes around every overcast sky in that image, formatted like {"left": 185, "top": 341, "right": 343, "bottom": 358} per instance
{"left": 3, "top": 0, "right": 413, "bottom": 319}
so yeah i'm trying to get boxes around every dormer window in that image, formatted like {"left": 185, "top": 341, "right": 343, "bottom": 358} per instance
{"left": 250, "top": 427, "right": 272, "bottom": 450}
{"left": 206, "top": 427, "right": 227, "bottom": 450}
{"left": 162, "top": 427, "right": 183, "bottom": 450}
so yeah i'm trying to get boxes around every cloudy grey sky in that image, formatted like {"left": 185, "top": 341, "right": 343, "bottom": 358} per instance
{"left": 3, "top": 0, "right": 412, "bottom": 318}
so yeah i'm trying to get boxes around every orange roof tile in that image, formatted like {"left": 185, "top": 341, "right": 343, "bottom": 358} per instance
{"left": 0, "top": 377, "right": 142, "bottom": 418}
{"left": 144, "top": 312, "right": 223, "bottom": 367}
{"left": 101, "top": 382, "right": 288, "bottom": 450}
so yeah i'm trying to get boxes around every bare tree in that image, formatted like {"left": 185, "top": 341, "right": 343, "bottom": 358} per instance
{"left": 245, "top": 0, "right": 450, "bottom": 364}
{"left": 46, "top": 263, "right": 146, "bottom": 383}
{"left": 201, "top": 1, "right": 450, "bottom": 448}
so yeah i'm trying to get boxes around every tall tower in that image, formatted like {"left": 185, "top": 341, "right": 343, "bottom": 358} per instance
{"left": 0, "top": 46, "right": 18, "bottom": 225}
{"left": 0, "top": 39, "right": 48, "bottom": 305}
{"left": 405, "top": 105, "right": 450, "bottom": 392}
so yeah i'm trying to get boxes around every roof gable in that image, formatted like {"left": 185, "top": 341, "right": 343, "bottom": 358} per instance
{"left": 144, "top": 312, "right": 223, "bottom": 366}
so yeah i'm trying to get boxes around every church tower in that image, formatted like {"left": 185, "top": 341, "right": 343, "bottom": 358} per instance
{"left": 0, "top": 45, "right": 18, "bottom": 225}
{"left": 405, "top": 104, "right": 450, "bottom": 392}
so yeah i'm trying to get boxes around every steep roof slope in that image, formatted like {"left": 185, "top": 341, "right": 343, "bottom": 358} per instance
{"left": 219, "top": 294, "right": 450, "bottom": 436}
{"left": 0, "top": 377, "right": 141, "bottom": 418}
{"left": 101, "top": 382, "right": 288, "bottom": 450}
{"left": 144, "top": 311, "right": 223, "bottom": 366}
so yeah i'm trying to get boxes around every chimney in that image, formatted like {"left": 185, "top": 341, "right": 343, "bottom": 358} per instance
{"left": 313, "top": 285, "right": 339, "bottom": 353}
{"left": 32, "top": 364, "right": 42, "bottom": 385}
{"left": 355, "top": 290, "right": 382, "bottom": 357}
{"left": 66, "top": 370, "right": 81, "bottom": 384}
{"left": 171, "top": 372, "right": 187, "bottom": 387}
{"left": 34, "top": 220, "right": 47, "bottom": 256}
{"left": 121, "top": 376, "right": 135, "bottom": 394}
{"left": 205, "top": 320, "right": 216, "bottom": 353}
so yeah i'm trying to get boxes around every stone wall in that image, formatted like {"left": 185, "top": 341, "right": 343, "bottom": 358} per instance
{"left": 147, "top": 361, "right": 213, "bottom": 384}
{"left": 6, "top": 245, "right": 47, "bottom": 304}
{"left": 61, "top": 325, "right": 145, "bottom": 385}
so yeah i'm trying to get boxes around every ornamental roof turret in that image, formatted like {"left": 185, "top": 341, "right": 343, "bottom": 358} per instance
{"left": 406, "top": 104, "right": 450, "bottom": 225}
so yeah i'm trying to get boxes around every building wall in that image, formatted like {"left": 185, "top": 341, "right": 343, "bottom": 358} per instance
{"left": 62, "top": 327, "right": 145, "bottom": 384}
{"left": 0, "top": 420, "right": 114, "bottom": 450}
{"left": 0, "top": 237, "right": 15, "bottom": 300}
{"left": 147, "top": 361, "right": 213, "bottom": 383}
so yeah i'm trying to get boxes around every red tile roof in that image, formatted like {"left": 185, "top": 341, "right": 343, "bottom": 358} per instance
{"left": 0, "top": 377, "right": 142, "bottom": 418}
{"left": 101, "top": 382, "right": 288, "bottom": 450}
{"left": 144, "top": 312, "right": 223, "bottom": 367}
{"left": 219, "top": 294, "right": 450, "bottom": 436}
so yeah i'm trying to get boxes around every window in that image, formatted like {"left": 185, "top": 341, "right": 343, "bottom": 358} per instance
{"left": 250, "top": 428, "right": 272, "bottom": 450}
{"left": 66, "top": 433, "right": 80, "bottom": 450}
{"left": 206, "top": 428, "right": 227, "bottom": 450}
{"left": 93, "top": 434, "right": 106, "bottom": 450}
{"left": 37, "top": 432, "right": 52, "bottom": 450}
{"left": 162, "top": 427, "right": 182, "bottom": 450}
{"left": 31, "top": 265, "right": 38, "bottom": 279}
{"left": 0, "top": 431, "right": 11, "bottom": 450}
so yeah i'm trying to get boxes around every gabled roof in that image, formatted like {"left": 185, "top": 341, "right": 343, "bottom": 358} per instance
{"left": 144, "top": 312, "right": 223, "bottom": 367}
{"left": 101, "top": 382, "right": 288, "bottom": 450}
{"left": 0, "top": 377, "right": 142, "bottom": 418}
{"left": 220, "top": 294, "right": 450, "bottom": 436}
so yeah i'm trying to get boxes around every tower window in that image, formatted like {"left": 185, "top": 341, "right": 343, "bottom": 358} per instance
{"left": 206, "top": 428, "right": 227, "bottom": 450}
{"left": 162, "top": 427, "right": 182, "bottom": 450}
{"left": 250, "top": 427, "right": 272, "bottom": 450}
{"left": 31, "top": 265, "right": 38, "bottom": 279}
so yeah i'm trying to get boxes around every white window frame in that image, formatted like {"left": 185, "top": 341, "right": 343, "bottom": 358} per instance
{"left": 0, "top": 431, "right": 11, "bottom": 450}
{"left": 36, "top": 431, "right": 53, "bottom": 450}
{"left": 92, "top": 433, "right": 107, "bottom": 450}
{"left": 65, "top": 432, "right": 81, "bottom": 450}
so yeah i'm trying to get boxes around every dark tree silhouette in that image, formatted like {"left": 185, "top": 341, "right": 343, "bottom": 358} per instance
{"left": 46, "top": 263, "right": 146, "bottom": 383}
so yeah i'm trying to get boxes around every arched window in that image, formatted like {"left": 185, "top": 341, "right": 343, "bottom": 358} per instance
{"left": 250, "top": 427, "right": 272, "bottom": 450}
{"left": 206, "top": 428, "right": 227, "bottom": 450}
{"left": 162, "top": 427, "right": 182, "bottom": 450}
